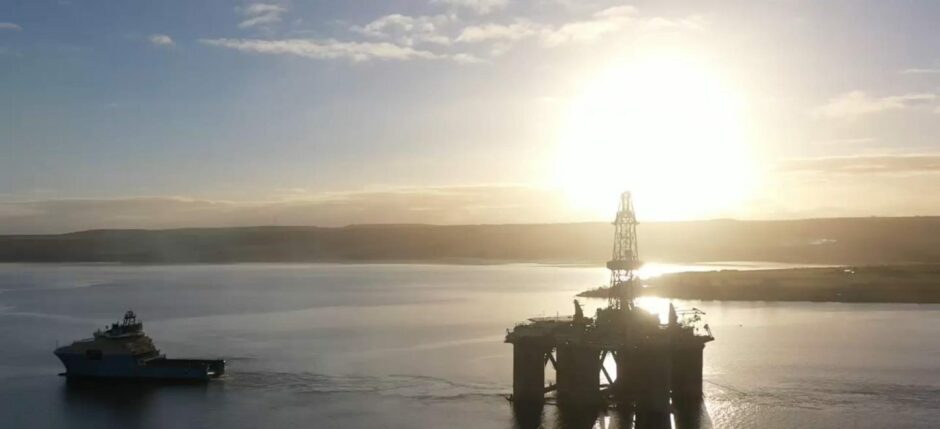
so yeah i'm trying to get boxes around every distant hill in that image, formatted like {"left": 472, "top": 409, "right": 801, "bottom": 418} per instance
{"left": 1, "top": 217, "right": 939, "bottom": 264}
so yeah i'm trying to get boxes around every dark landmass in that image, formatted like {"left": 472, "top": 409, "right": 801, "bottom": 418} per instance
{"left": 578, "top": 264, "right": 940, "bottom": 303}
{"left": 1, "top": 216, "right": 940, "bottom": 264}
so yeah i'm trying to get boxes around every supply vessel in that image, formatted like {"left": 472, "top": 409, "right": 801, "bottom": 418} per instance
{"left": 54, "top": 311, "right": 225, "bottom": 381}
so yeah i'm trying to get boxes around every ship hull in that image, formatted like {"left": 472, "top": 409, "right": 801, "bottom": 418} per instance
{"left": 55, "top": 351, "right": 224, "bottom": 381}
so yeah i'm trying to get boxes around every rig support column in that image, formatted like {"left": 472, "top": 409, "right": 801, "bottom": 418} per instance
{"left": 512, "top": 341, "right": 548, "bottom": 405}
{"left": 614, "top": 346, "right": 638, "bottom": 404}
{"left": 634, "top": 340, "right": 671, "bottom": 426}
{"left": 556, "top": 344, "right": 601, "bottom": 407}
{"left": 671, "top": 342, "right": 705, "bottom": 402}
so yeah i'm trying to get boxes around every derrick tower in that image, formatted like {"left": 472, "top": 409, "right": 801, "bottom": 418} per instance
{"left": 606, "top": 191, "right": 640, "bottom": 309}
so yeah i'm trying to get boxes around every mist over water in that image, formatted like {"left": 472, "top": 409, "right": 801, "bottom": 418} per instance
{"left": 0, "top": 263, "right": 937, "bottom": 428}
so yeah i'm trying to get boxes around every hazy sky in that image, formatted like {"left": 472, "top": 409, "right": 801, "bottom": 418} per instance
{"left": 3, "top": 0, "right": 940, "bottom": 233}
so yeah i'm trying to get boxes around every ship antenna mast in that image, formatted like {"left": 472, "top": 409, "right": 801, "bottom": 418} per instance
{"left": 606, "top": 191, "right": 640, "bottom": 309}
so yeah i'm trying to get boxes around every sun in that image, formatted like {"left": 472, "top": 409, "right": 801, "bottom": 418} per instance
{"left": 555, "top": 54, "right": 757, "bottom": 220}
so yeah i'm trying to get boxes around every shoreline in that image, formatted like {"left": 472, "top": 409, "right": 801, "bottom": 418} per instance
{"left": 578, "top": 264, "right": 940, "bottom": 304}
{"left": 0, "top": 259, "right": 838, "bottom": 268}
{"left": 3, "top": 261, "right": 939, "bottom": 304}
{"left": 0, "top": 259, "right": 603, "bottom": 268}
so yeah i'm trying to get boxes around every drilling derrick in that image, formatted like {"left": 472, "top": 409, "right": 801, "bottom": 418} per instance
{"left": 606, "top": 191, "right": 640, "bottom": 309}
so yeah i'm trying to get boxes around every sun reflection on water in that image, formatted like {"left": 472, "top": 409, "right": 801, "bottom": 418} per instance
{"left": 633, "top": 296, "right": 671, "bottom": 325}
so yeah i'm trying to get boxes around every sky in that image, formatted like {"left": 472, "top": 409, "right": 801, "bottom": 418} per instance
{"left": 2, "top": 0, "right": 940, "bottom": 233}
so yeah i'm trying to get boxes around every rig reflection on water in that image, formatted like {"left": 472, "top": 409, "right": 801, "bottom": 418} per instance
{"left": 512, "top": 399, "right": 712, "bottom": 429}
{"left": 505, "top": 192, "right": 714, "bottom": 429}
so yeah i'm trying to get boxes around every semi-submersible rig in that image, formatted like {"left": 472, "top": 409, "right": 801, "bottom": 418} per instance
{"left": 505, "top": 192, "right": 713, "bottom": 420}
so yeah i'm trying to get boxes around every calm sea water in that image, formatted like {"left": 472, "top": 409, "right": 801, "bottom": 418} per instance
{"left": 0, "top": 263, "right": 937, "bottom": 428}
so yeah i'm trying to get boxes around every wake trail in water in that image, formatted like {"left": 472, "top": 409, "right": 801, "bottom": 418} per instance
{"left": 705, "top": 378, "right": 940, "bottom": 411}
{"left": 225, "top": 370, "right": 508, "bottom": 401}
{"left": 0, "top": 308, "right": 105, "bottom": 324}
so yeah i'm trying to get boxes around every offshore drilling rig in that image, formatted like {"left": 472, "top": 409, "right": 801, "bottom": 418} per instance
{"left": 505, "top": 192, "right": 713, "bottom": 421}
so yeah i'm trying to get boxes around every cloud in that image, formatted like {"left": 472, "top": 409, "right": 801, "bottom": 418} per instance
{"left": 449, "top": 52, "right": 485, "bottom": 64}
{"left": 207, "top": 5, "right": 701, "bottom": 64}
{"left": 543, "top": 6, "right": 703, "bottom": 46}
{"left": 817, "top": 137, "right": 876, "bottom": 146}
{"left": 454, "top": 6, "right": 703, "bottom": 47}
{"left": 0, "top": 185, "right": 588, "bottom": 234}
{"left": 431, "top": 0, "right": 508, "bottom": 14}
{"left": 238, "top": 3, "right": 287, "bottom": 29}
{"left": 456, "top": 19, "right": 543, "bottom": 43}
{"left": 0, "top": 22, "right": 22, "bottom": 31}
{"left": 642, "top": 15, "right": 707, "bottom": 31}
{"left": 813, "top": 91, "right": 937, "bottom": 118}
{"left": 779, "top": 154, "right": 940, "bottom": 176}
{"left": 148, "top": 34, "right": 175, "bottom": 47}
{"left": 901, "top": 68, "right": 940, "bottom": 75}
{"left": 353, "top": 14, "right": 454, "bottom": 46}
{"left": 543, "top": 5, "right": 639, "bottom": 46}
{"left": 758, "top": 155, "right": 940, "bottom": 218}
{"left": 201, "top": 38, "right": 441, "bottom": 62}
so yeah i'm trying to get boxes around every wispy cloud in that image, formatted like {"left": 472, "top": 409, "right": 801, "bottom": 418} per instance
{"left": 456, "top": 19, "right": 542, "bottom": 43}
{"left": 0, "top": 185, "right": 584, "bottom": 234}
{"left": 353, "top": 14, "right": 455, "bottom": 46}
{"left": 203, "top": 5, "right": 700, "bottom": 64}
{"left": 148, "top": 34, "right": 175, "bottom": 47}
{"left": 543, "top": 5, "right": 640, "bottom": 45}
{"left": 201, "top": 38, "right": 441, "bottom": 62}
{"left": 780, "top": 154, "right": 940, "bottom": 175}
{"left": 817, "top": 137, "right": 876, "bottom": 146}
{"left": 455, "top": 6, "right": 703, "bottom": 48}
{"left": 0, "top": 22, "right": 22, "bottom": 31}
{"left": 450, "top": 52, "right": 484, "bottom": 64}
{"left": 545, "top": 6, "right": 704, "bottom": 45}
{"left": 901, "top": 67, "right": 940, "bottom": 75}
{"left": 431, "top": 0, "right": 508, "bottom": 14}
{"left": 238, "top": 3, "right": 288, "bottom": 29}
{"left": 813, "top": 91, "right": 937, "bottom": 118}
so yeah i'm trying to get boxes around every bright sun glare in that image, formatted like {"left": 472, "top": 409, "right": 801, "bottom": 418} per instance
{"left": 556, "top": 54, "right": 757, "bottom": 220}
